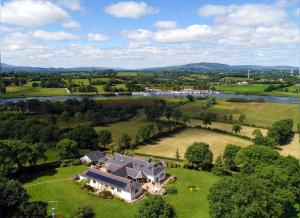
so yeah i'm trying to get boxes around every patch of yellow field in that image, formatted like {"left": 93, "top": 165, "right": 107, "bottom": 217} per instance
{"left": 279, "top": 134, "right": 300, "bottom": 159}
{"left": 187, "top": 120, "right": 268, "bottom": 138}
{"left": 135, "top": 128, "right": 252, "bottom": 160}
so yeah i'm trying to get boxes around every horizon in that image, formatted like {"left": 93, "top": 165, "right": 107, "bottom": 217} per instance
{"left": 1, "top": 0, "right": 300, "bottom": 68}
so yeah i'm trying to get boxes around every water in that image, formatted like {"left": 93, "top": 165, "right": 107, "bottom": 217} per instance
{"left": 0, "top": 92, "right": 299, "bottom": 104}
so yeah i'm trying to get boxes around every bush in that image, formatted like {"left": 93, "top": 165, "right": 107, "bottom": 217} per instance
{"left": 97, "top": 190, "right": 113, "bottom": 199}
{"left": 72, "top": 205, "right": 95, "bottom": 218}
{"left": 166, "top": 185, "right": 178, "bottom": 194}
{"left": 71, "top": 159, "right": 81, "bottom": 166}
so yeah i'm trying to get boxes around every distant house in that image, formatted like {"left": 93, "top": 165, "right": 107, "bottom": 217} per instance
{"left": 80, "top": 150, "right": 105, "bottom": 164}
{"left": 79, "top": 154, "right": 166, "bottom": 201}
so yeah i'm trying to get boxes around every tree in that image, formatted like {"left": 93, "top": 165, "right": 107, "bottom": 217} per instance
{"left": 238, "top": 114, "right": 246, "bottom": 123}
{"left": 119, "top": 133, "right": 132, "bottom": 150}
{"left": 252, "top": 129, "right": 276, "bottom": 147}
{"left": 208, "top": 175, "right": 293, "bottom": 218}
{"left": 223, "top": 144, "right": 241, "bottom": 171}
{"left": 135, "top": 195, "right": 175, "bottom": 218}
{"left": 187, "top": 95, "right": 194, "bottom": 102}
{"left": 235, "top": 145, "right": 280, "bottom": 174}
{"left": 19, "top": 202, "right": 47, "bottom": 218}
{"left": 75, "top": 112, "right": 83, "bottom": 121}
{"left": 232, "top": 124, "right": 241, "bottom": 133}
{"left": 0, "top": 177, "right": 29, "bottom": 218}
{"left": 72, "top": 205, "right": 95, "bottom": 218}
{"left": 57, "top": 139, "right": 79, "bottom": 159}
{"left": 212, "top": 155, "right": 227, "bottom": 176}
{"left": 200, "top": 113, "right": 215, "bottom": 127}
{"left": 67, "top": 126, "right": 99, "bottom": 149}
{"left": 175, "top": 148, "right": 181, "bottom": 160}
{"left": 184, "top": 142, "right": 213, "bottom": 170}
{"left": 98, "top": 130, "right": 112, "bottom": 148}
{"left": 138, "top": 124, "right": 155, "bottom": 142}
{"left": 60, "top": 111, "right": 70, "bottom": 122}
{"left": 267, "top": 119, "right": 293, "bottom": 145}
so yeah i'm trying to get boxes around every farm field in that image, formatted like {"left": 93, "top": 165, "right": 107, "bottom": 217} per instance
{"left": 214, "top": 84, "right": 269, "bottom": 94}
{"left": 179, "top": 100, "right": 300, "bottom": 129}
{"left": 279, "top": 134, "right": 300, "bottom": 160}
{"left": 187, "top": 119, "right": 268, "bottom": 138}
{"left": 94, "top": 113, "right": 156, "bottom": 142}
{"left": 1, "top": 82, "right": 67, "bottom": 98}
{"left": 135, "top": 128, "right": 252, "bottom": 160}
{"left": 23, "top": 166, "right": 219, "bottom": 218}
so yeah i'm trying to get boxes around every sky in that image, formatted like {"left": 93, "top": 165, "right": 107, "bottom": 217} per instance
{"left": 0, "top": 0, "right": 300, "bottom": 68}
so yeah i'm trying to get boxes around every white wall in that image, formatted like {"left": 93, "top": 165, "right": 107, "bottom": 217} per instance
{"left": 80, "top": 156, "right": 91, "bottom": 163}
{"left": 79, "top": 177, "right": 142, "bottom": 202}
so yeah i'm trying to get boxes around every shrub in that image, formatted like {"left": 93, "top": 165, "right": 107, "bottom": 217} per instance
{"left": 97, "top": 190, "right": 113, "bottom": 199}
{"left": 72, "top": 205, "right": 95, "bottom": 218}
{"left": 166, "top": 185, "right": 178, "bottom": 194}
{"left": 71, "top": 159, "right": 81, "bottom": 166}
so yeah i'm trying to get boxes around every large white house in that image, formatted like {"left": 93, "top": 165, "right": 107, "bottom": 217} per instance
{"left": 79, "top": 154, "right": 166, "bottom": 201}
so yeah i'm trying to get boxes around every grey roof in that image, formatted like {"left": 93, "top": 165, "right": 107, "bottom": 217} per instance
{"left": 107, "top": 154, "right": 165, "bottom": 178}
{"left": 80, "top": 168, "right": 141, "bottom": 192}
{"left": 86, "top": 150, "right": 105, "bottom": 162}
{"left": 126, "top": 167, "right": 143, "bottom": 179}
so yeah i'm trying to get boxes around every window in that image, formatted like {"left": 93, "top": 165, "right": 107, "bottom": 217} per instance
{"left": 93, "top": 180, "right": 96, "bottom": 183}
{"left": 117, "top": 189, "right": 121, "bottom": 192}
{"left": 111, "top": 187, "right": 114, "bottom": 190}
{"left": 135, "top": 189, "right": 139, "bottom": 193}
{"left": 105, "top": 185, "right": 108, "bottom": 187}
{"left": 160, "top": 173, "right": 164, "bottom": 178}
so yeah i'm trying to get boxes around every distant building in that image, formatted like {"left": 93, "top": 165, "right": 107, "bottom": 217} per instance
{"left": 79, "top": 154, "right": 166, "bottom": 201}
{"left": 80, "top": 150, "right": 106, "bottom": 164}
{"left": 237, "top": 81, "right": 248, "bottom": 85}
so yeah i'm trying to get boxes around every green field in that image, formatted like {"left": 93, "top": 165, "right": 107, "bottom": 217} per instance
{"left": 94, "top": 113, "right": 156, "bottom": 142}
{"left": 1, "top": 82, "right": 67, "bottom": 98}
{"left": 214, "top": 84, "right": 269, "bottom": 94}
{"left": 179, "top": 100, "right": 300, "bottom": 129}
{"left": 23, "top": 166, "right": 219, "bottom": 218}
{"left": 214, "top": 84, "right": 300, "bottom": 98}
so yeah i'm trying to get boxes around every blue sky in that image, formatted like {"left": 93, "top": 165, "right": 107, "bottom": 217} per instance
{"left": 1, "top": 0, "right": 299, "bottom": 68}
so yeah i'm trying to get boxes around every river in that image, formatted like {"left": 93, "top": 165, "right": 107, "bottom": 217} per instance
{"left": 0, "top": 92, "right": 299, "bottom": 104}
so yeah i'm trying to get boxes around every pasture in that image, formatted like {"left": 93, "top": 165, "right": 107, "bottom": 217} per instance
{"left": 1, "top": 82, "right": 67, "bottom": 98}
{"left": 23, "top": 166, "right": 219, "bottom": 218}
{"left": 135, "top": 128, "right": 252, "bottom": 160}
{"left": 213, "top": 84, "right": 269, "bottom": 94}
{"left": 179, "top": 100, "right": 300, "bottom": 129}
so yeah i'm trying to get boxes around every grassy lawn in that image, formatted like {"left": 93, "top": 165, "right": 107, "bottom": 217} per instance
{"left": 179, "top": 100, "right": 300, "bottom": 129}
{"left": 135, "top": 128, "right": 252, "bottom": 160}
{"left": 23, "top": 166, "right": 219, "bottom": 218}
{"left": 1, "top": 82, "right": 67, "bottom": 98}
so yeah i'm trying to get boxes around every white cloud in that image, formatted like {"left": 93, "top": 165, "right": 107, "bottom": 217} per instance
{"left": 154, "top": 25, "right": 214, "bottom": 42}
{"left": 198, "top": 3, "right": 287, "bottom": 27}
{"left": 154, "top": 21, "right": 177, "bottom": 30}
{"left": 88, "top": 33, "right": 110, "bottom": 42}
{"left": 2, "top": 0, "right": 79, "bottom": 28}
{"left": 123, "top": 29, "right": 153, "bottom": 41}
{"left": 62, "top": 20, "right": 81, "bottom": 29}
{"left": 57, "top": 0, "right": 82, "bottom": 11}
{"left": 33, "top": 30, "right": 78, "bottom": 41}
{"left": 198, "top": 5, "right": 235, "bottom": 17}
{"left": 105, "top": 1, "right": 158, "bottom": 18}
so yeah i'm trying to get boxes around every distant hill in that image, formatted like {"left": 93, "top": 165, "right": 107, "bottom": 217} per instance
{"left": 1, "top": 62, "right": 298, "bottom": 73}
{"left": 142, "top": 62, "right": 298, "bottom": 72}
{"left": 0, "top": 63, "right": 110, "bottom": 73}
